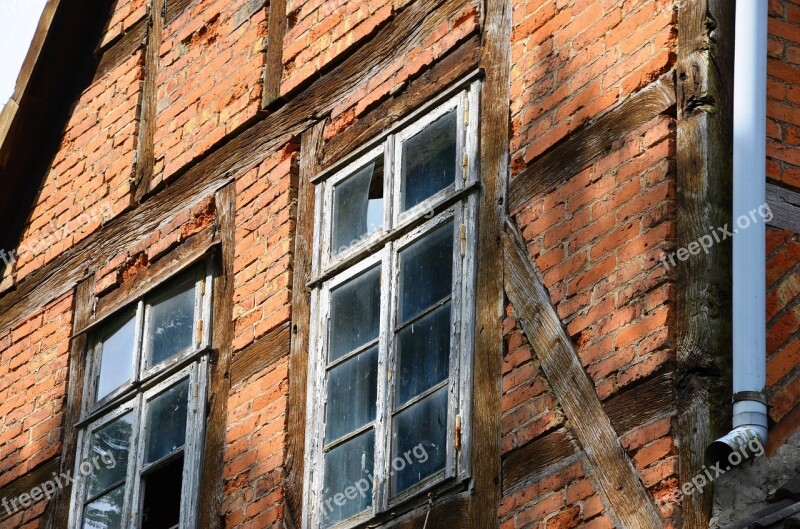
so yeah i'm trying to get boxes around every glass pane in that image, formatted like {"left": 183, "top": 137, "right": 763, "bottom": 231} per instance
{"left": 95, "top": 315, "right": 136, "bottom": 402}
{"left": 332, "top": 157, "right": 384, "bottom": 255}
{"left": 141, "top": 455, "right": 184, "bottom": 529}
{"left": 145, "top": 379, "right": 189, "bottom": 464}
{"left": 326, "top": 346, "right": 378, "bottom": 443}
{"left": 391, "top": 387, "right": 448, "bottom": 495}
{"left": 87, "top": 413, "right": 133, "bottom": 498}
{"left": 329, "top": 266, "right": 381, "bottom": 361}
{"left": 400, "top": 109, "right": 457, "bottom": 211}
{"left": 145, "top": 281, "right": 196, "bottom": 367}
{"left": 398, "top": 222, "right": 454, "bottom": 323}
{"left": 83, "top": 485, "right": 124, "bottom": 529}
{"left": 322, "top": 430, "right": 375, "bottom": 528}
{"left": 396, "top": 304, "right": 451, "bottom": 406}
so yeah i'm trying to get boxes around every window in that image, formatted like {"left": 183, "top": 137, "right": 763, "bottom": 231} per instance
{"left": 69, "top": 264, "right": 212, "bottom": 529}
{"left": 304, "top": 81, "right": 480, "bottom": 529}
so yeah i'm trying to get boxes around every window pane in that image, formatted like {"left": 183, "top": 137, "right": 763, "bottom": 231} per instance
{"left": 145, "top": 379, "right": 189, "bottom": 464}
{"left": 323, "top": 429, "right": 375, "bottom": 528}
{"left": 398, "top": 222, "right": 454, "bottom": 323}
{"left": 396, "top": 303, "right": 451, "bottom": 406}
{"left": 332, "top": 158, "right": 384, "bottom": 256}
{"left": 87, "top": 413, "right": 133, "bottom": 498}
{"left": 329, "top": 266, "right": 381, "bottom": 361}
{"left": 391, "top": 387, "right": 448, "bottom": 495}
{"left": 400, "top": 110, "right": 457, "bottom": 211}
{"left": 326, "top": 346, "right": 378, "bottom": 443}
{"left": 145, "top": 282, "right": 196, "bottom": 368}
{"left": 141, "top": 455, "right": 184, "bottom": 529}
{"left": 83, "top": 485, "right": 124, "bottom": 529}
{"left": 96, "top": 316, "right": 136, "bottom": 402}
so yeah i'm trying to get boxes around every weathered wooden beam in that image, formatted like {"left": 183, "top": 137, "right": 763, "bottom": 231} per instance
{"left": 1, "top": 458, "right": 61, "bottom": 523}
{"left": 605, "top": 372, "right": 676, "bottom": 435}
{"left": 283, "top": 120, "right": 324, "bottom": 528}
{"left": 165, "top": 0, "right": 194, "bottom": 24}
{"left": 197, "top": 184, "right": 236, "bottom": 529}
{"left": 389, "top": 494, "right": 470, "bottom": 529}
{"left": 262, "top": 0, "right": 287, "bottom": 108}
{"left": 230, "top": 321, "right": 291, "bottom": 385}
{"left": 468, "top": 0, "right": 510, "bottom": 526}
{"left": 674, "top": 1, "right": 735, "bottom": 528}
{"left": 501, "top": 429, "right": 580, "bottom": 494}
{"left": 508, "top": 75, "right": 676, "bottom": 214}
{"left": 767, "top": 182, "right": 800, "bottom": 234}
{"left": 503, "top": 220, "right": 662, "bottom": 529}
{"left": 0, "top": 0, "right": 473, "bottom": 336}
{"left": 93, "top": 16, "right": 147, "bottom": 83}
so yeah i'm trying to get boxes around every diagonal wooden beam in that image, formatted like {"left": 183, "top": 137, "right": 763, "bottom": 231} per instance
{"left": 508, "top": 75, "right": 676, "bottom": 214}
{"left": 503, "top": 219, "right": 662, "bottom": 529}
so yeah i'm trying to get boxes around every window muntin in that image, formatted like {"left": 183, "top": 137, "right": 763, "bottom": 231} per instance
{"left": 70, "top": 264, "right": 211, "bottom": 529}
{"left": 305, "top": 81, "right": 480, "bottom": 529}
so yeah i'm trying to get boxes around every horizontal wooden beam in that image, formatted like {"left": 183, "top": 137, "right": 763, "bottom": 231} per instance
{"left": 501, "top": 429, "right": 579, "bottom": 494}
{"left": 0, "top": 457, "right": 61, "bottom": 522}
{"left": 503, "top": 219, "right": 662, "bottom": 529}
{"left": 93, "top": 16, "right": 147, "bottom": 83}
{"left": 230, "top": 321, "right": 291, "bottom": 385}
{"left": 508, "top": 75, "right": 676, "bottom": 214}
{"left": 0, "top": 0, "right": 474, "bottom": 336}
{"left": 767, "top": 182, "right": 800, "bottom": 235}
{"left": 605, "top": 372, "right": 675, "bottom": 435}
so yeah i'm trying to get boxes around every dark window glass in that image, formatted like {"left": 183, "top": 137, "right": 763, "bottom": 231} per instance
{"left": 141, "top": 455, "right": 184, "bottom": 529}
{"left": 400, "top": 110, "right": 457, "bottom": 211}
{"left": 329, "top": 266, "right": 381, "bottom": 361}
{"left": 145, "top": 282, "right": 196, "bottom": 368}
{"left": 322, "top": 430, "right": 375, "bottom": 528}
{"left": 144, "top": 379, "right": 189, "bottom": 464}
{"left": 326, "top": 346, "right": 379, "bottom": 443}
{"left": 395, "top": 304, "right": 451, "bottom": 406}
{"left": 398, "top": 222, "right": 454, "bottom": 323}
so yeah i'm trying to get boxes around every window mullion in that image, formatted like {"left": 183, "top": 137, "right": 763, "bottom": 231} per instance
{"left": 374, "top": 245, "right": 394, "bottom": 514}
{"left": 126, "top": 392, "right": 146, "bottom": 528}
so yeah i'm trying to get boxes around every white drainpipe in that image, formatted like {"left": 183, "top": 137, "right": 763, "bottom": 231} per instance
{"left": 705, "top": 0, "right": 769, "bottom": 466}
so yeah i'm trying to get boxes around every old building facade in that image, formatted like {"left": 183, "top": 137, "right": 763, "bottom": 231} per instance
{"left": 0, "top": 0, "right": 799, "bottom": 528}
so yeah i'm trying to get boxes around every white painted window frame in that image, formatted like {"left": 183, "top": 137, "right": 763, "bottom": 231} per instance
{"left": 303, "top": 79, "right": 481, "bottom": 529}
{"left": 68, "top": 261, "right": 213, "bottom": 529}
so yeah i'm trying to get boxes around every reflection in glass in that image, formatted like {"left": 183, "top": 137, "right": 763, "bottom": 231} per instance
{"left": 401, "top": 110, "right": 457, "bottom": 211}
{"left": 332, "top": 158, "right": 384, "bottom": 255}
{"left": 323, "top": 430, "right": 375, "bottom": 527}
{"left": 398, "top": 222, "right": 454, "bottom": 323}
{"left": 329, "top": 267, "right": 381, "bottom": 361}
{"left": 396, "top": 304, "right": 451, "bottom": 406}
{"left": 326, "top": 346, "right": 378, "bottom": 443}
{"left": 96, "top": 315, "right": 136, "bottom": 402}
{"left": 145, "top": 282, "right": 196, "bottom": 368}
{"left": 83, "top": 485, "right": 124, "bottom": 529}
{"left": 145, "top": 379, "right": 189, "bottom": 464}
{"left": 391, "top": 387, "right": 448, "bottom": 495}
{"left": 88, "top": 413, "right": 132, "bottom": 498}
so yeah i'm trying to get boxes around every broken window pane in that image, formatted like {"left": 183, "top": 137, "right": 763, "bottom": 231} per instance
{"left": 323, "top": 429, "right": 375, "bottom": 528}
{"left": 144, "top": 379, "right": 189, "bottom": 464}
{"left": 145, "top": 281, "right": 196, "bottom": 368}
{"left": 96, "top": 314, "right": 136, "bottom": 402}
{"left": 398, "top": 222, "right": 453, "bottom": 323}
{"left": 391, "top": 387, "right": 448, "bottom": 495}
{"left": 400, "top": 110, "right": 457, "bottom": 211}
{"left": 326, "top": 346, "right": 379, "bottom": 443}
{"left": 88, "top": 413, "right": 133, "bottom": 498}
{"left": 332, "top": 157, "right": 384, "bottom": 256}
{"left": 395, "top": 303, "right": 451, "bottom": 406}
{"left": 141, "top": 455, "right": 184, "bottom": 529}
{"left": 83, "top": 485, "right": 124, "bottom": 529}
{"left": 329, "top": 266, "right": 381, "bottom": 362}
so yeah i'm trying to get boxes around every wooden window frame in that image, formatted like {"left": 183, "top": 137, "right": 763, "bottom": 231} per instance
{"left": 302, "top": 81, "right": 481, "bottom": 529}
{"left": 67, "top": 260, "right": 214, "bottom": 529}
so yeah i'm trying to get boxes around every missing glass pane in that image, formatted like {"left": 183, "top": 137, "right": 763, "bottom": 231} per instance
{"left": 141, "top": 455, "right": 184, "bottom": 529}
{"left": 95, "top": 314, "right": 136, "bottom": 402}
{"left": 144, "top": 379, "right": 189, "bottom": 465}
{"left": 400, "top": 110, "right": 457, "bottom": 212}
{"left": 332, "top": 157, "right": 385, "bottom": 256}
{"left": 145, "top": 280, "right": 196, "bottom": 368}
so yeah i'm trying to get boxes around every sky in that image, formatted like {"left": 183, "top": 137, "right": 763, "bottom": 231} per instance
{"left": 0, "top": 0, "right": 48, "bottom": 113}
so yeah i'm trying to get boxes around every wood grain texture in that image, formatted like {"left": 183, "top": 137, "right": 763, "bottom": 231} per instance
{"left": 261, "top": 0, "right": 287, "bottom": 108}
{"left": 508, "top": 76, "right": 676, "bottom": 214}
{"left": 503, "top": 221, "right": 662, "bottom": 529}
{"left": 0, "top": 0, "right": 473, "bottom": 339}
{"left": 767, "top": 182, "right": 800, "bottom": 234}
{"left": 93, "top": 16, "right": 147, "bottom": 83}
{"left": 605, "top": 372, "right": 675, "bottom": 435}
{"left": 40, "top": 276, "right": 95, "bottom": 529}
{"left": 283, "top": 121, "right": 324, "bottom": 528}
{"left": 468, "top": 0, "right": 511, "bottom": 526}
{"left": 674, "top": 1, "right": 735, "bottom": 528}
{"left": 501, "top": 429, "right": 579, "bottom": 494}
{"left": 197, "top": 184, "right": 236, "bottom": 529}
{"left": 230, "top": 321, "right": 291, "bottom": 385}
{"left": 1, "top": 458, "right": 62, "bottom": 523}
